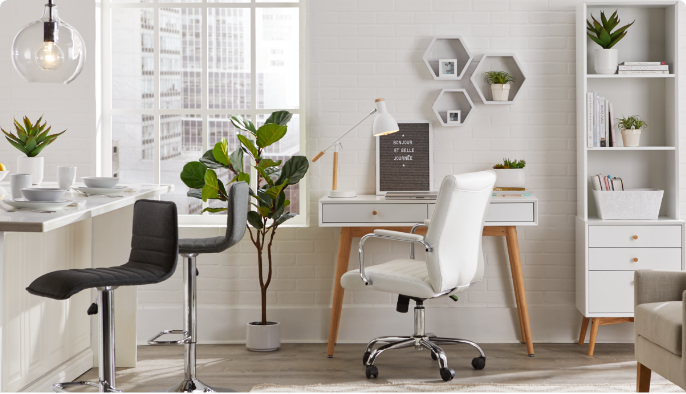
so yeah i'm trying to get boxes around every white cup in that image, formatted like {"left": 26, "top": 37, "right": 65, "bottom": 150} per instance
{"left": 11, "top": 174, "right": 32, "bottom": 200}
{"left": 57, "top": 166, "right": 77, "bottom": 190}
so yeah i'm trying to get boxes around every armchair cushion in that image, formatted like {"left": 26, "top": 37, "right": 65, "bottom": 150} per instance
{"left": 635, "top": 301, "right": 683, "bottom": 356}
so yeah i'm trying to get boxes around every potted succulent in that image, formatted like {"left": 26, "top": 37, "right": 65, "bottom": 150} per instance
{"left": 587, "top": 11, "right": 634, "bottom": 74}
{"left": 482, "top": 71, "right": 516, "bottom": 101}
{"left": 179, "top": 110, "right": 308, "bottom": 352}
{"left": 492, "top": 158, "right": 526, "bottom": 188}
{"left": 2, "top": 116, "right": 66, "bottom": 185}
{"left": 615, "top": 115, "right": 647, "bottom": 147}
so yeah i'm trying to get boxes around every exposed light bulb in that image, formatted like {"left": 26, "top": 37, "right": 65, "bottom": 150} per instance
{"left": 36, "top": 42, "right": 64, "bottom": 70}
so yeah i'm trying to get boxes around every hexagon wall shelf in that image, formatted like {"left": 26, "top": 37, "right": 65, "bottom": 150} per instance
{"left": 470, "top": 53, "right": 528, "bottom": 104}
{"left": 423, "top": 36, "right": 473, "bottom": 81}
{"left": 432, "top": 89, "right": 475, "bottom": 127}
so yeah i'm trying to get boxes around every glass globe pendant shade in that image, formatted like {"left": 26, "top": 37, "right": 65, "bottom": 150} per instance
{"left": 11, "top": 1, "right": 86, "bottom": 84}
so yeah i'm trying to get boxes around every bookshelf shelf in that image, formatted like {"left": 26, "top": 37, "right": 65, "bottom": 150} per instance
{"left": 431, "top": 89, "right": 475, "bottom": 127}
{"left": 586, "top": 146, "right": 675, "bottom": 151}
{"left": 422, "top": 36, "right": 473, "bottom": 81}
{"left": 587, "top": 74, "right": 675, "bottom": 79}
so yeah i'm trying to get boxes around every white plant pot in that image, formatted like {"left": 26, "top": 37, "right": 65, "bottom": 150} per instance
{"left": 17, "top": 156, "right": 44, "bottom": 185}
{"left": 594, "top": 48, "right": 618, "bottom": 75}
{"left": 621, "top": 129, "right": 642, "bottom": 147}
{"left": 493, "top": 168, "right": 525, "bottom": 188}
{"left": 491, "top": 84, "right": 511, "bottom": 101}
{"left": 246, "top": 321, "right": 280, "bottom": 352}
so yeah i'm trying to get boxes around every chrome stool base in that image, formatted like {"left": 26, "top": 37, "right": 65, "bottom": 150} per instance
{"left": 158, "top": 378, "right": 235, "bottom": 393}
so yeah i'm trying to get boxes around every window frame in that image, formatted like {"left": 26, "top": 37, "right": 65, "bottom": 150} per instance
{"left": 100, "top": 0, "right": 307, "bottom": 227}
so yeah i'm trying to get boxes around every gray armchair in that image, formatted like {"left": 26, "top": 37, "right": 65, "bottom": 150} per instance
{"left": 634, "top": 270, "right": 686, "bottom": 392}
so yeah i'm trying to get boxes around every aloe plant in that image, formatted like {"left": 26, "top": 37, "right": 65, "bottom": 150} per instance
{"left": 587, "top": 10, "right": 634, "bottom": 49}
{"left": 493, "top": 158, "right": 526, "bottom": 169}
{"left": 482, "top": 71, "right": 516, "bottom": 85}
{"left": 1, "top": 116, "right": 66, "bottom": 157}
{"left": 616, "top": 115, "right": 647, "bottom": 130}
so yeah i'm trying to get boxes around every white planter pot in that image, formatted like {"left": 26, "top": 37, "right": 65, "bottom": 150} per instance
{"left": 594, "top": 48, "right": 618, "bottom": 75}
{"left": 490, "top": 84, "right": 511, "bottom": 101}
{"left": 620, "top": 129, "right": 642, "bottom": 147}
{"left": 246, "top": 321, "right": 280, "bottom": 352}
{"left": 17, "top": 156, "right": 44, "bottom": 185}
{"left": 493, "top": 168, "right": 525, "bottom": 188}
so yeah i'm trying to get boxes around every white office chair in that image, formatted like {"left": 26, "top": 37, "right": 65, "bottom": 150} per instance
{"left": 341, "top": 170, "right": 496, "bottom": 382}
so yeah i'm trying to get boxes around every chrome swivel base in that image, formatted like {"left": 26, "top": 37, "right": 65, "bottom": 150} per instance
{"left": 362, "top": 304, "right": 486, "bottom": 382}
{"left": 161, "top": 378, "right": 235, "bottom": 393}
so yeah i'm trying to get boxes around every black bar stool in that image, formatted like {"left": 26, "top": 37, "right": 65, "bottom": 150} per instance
{"left": 148, "top": 182, "right": 249, "bottom": 393}
{"left": 26, "top": 200, "right": 179, "bottom": 393}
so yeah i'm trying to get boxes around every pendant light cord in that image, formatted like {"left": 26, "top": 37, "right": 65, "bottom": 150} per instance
{"left": 47, "top": 0, "right": 55, "bottom": 22}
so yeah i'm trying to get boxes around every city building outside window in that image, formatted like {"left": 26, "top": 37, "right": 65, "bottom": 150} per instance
{"left": 102, "top": 0, "right": 305, "bottom": 225}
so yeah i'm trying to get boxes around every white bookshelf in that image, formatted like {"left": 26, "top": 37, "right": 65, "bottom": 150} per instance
{"left": 575, "top": 1, "right": 684, "bottom": 354}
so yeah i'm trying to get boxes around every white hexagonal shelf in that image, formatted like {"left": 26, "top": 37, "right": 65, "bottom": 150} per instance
{"left": 432, "top": 89, "right": 475, "bottom": 127}
{"left": 423, "top": 36, "right": 473, "bottom": 81}
{"left": 470, "top": 53, "right": 527, "bottom": 104}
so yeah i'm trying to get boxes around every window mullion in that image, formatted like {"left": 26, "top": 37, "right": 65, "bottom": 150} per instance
{"left": 154, "top": 5, "right": 161, "bottom": 185}
{"left": 202, "top": 1, "right": 209, "bottom": 214}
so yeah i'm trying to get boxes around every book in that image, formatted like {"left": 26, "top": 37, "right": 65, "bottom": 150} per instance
{"left": 621, "top": 62, "right": 666, "bottom": 66}
{"left": 493, "top": 187, "right": 526, "bottom": 191}
{"left": 590, "top": 175, "right": 602, "bottom": 191}
{"left": 618, "top": 70, "right": 669, "bottom": 74}
{"left": 587, "top": 92, "right": 594, "bottom": 148}
{"left": 618, "top": 65, "right": 669, "bottom": 71}
{"left": 609, "top": 102, "right": 616, "bottom": 147}
{"left": 611, "top": 177, "right": 624, "bottom": 191}
{"left": 598, "top": 97, "right": 606, "bottom": 147}
{"left": 604, "top": 99, "right": 610, "bottom": 148}
{"left": 593, "top": 92, "right": 598, "bottom": 147}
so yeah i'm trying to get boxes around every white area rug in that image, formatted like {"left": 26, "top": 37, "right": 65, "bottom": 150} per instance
{"left": 250, "top": 382, "right": 684, "bottom": 392}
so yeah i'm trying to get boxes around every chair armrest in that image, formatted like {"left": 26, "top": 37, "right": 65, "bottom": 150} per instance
{"left": 358, "top": 232, "right": 433, "bottom": 286}
{"left": 635, "top": 270, "right": 686, "bottom": 306}
{"left": 374, "top": 229, "right": 424, "bottom": 241}
{"left": 424, "top": 219, "right": 431, "bottom": 226}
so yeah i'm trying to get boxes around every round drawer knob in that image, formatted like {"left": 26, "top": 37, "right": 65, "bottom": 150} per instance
{"left": 633, "top": 235, "right": 639, "bottom": 240}
{"left": 633, "top": 258, "right": 639, "bottom": 262}
{"left": 372, "top": 211, "right": 378, "bottom": 216}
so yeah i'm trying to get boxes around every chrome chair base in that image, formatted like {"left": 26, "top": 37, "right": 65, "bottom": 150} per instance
{"left": 53, "top": 381, "right": 121, "bottom": 393}
{"left": 159, "top": 378, "right": 235, "bottom": 393}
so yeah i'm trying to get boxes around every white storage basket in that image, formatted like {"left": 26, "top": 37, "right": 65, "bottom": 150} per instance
{"left": 592, "top": 189, "right": 664, "bottom": 220}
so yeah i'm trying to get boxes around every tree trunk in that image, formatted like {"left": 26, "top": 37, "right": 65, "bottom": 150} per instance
{"left": 261, "top": 286, "right": 267, "bottom": 325}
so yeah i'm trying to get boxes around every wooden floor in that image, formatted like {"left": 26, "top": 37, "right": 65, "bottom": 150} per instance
{"left": 75, "top": 343, "right": 668, "bottom": 392}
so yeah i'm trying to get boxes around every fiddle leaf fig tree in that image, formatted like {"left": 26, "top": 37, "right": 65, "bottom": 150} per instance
{"left": 179, "top": 110, "right": 309, "bottom": 325}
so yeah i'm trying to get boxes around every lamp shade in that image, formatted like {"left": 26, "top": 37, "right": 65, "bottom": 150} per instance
{"left": 372, "top": 99, "right": 399, "bottom": 136}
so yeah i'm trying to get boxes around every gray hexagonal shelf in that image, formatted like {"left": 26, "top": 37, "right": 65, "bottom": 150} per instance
{"left": 470, "top": 53, "right": 527, "bottom": 104}
{"left": 432, "top": 89, "right": 475, "bottom": 127}
{"left": 423, "top": 36, "right": 473, "bottom": 81}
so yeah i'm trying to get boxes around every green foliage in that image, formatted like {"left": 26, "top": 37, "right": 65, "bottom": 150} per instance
{"left": 2, "top": 116, "right": 66, "bottom": 157}
{"left": 493, "top": 158, "right": 526, "bottom": 169}
{"left": 482, "top": 71, "right": 516, "bottom": 85}
{"left": 615, "top": 115, "right": 648, "bottom": 130}
{"left": 587, "top": 10, "right": 634, "bottom": 49}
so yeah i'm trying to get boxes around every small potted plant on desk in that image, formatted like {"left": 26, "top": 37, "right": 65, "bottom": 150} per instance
{"left": 492, "top": 158, "right": 526, "bottom": 188}
{"left": 179, "top": 110, "right": 309, "bottom": 352}
{"left": 2, "top": 116, "right": 66, "bottom": 185}
{"left": 616, "top": 115, "right": 647, "bottom": 147}
{"left": 587, "top": 10, "right": 634, "bottom": 74}
{"left": 482, "top": 71, "right": 516, "bottom": 101}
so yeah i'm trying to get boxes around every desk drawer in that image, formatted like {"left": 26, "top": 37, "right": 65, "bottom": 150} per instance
{"left": 428, "top": 202, "right": 535, "bottom": 223}
{"left": 588, "top": 226, "right": 682, "bottom": 248}
{"left": 589, "top": 271, "right": 634, "bottom": 313}
{"left": 321, "top": 203, "right": 428, "bottom": 224}
{"left": 588, "top": 248, "right": 681, "bottom": 271}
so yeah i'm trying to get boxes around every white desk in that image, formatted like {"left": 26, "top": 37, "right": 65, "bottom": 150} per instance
{"left": 319, "top": 194, "right": 539, "bottom": 357}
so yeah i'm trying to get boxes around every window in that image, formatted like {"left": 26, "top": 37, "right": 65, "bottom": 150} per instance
{"left": 102, "top": 0, "right": 305, "bottom": 225}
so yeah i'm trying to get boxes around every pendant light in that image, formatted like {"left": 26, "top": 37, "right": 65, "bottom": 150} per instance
{"left": 11, "top": 0, "right": 86, "bottom": 84}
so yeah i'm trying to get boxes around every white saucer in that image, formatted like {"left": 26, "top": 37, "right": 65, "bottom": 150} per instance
{"left": 74, "top": 186, "right": 126, "bottom": 195}
{"left": 4, "top": 199, "right": 73, "bottom": 210}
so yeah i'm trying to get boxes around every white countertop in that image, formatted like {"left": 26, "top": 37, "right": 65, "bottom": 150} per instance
{"left": 0, "top": 183, "right": 173, "bottom": 232}
{"left": 319, "top": 194, "right": 538, "bottom": 204}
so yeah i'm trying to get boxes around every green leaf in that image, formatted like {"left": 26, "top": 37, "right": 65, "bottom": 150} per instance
{"left": 256, "top": 158, "right": 282, "bottom": 169}
{"left": 229, "top": 148, "right": 244, "bottom": 172}
{"left": 265, "top": 167, "right": 281, "bottom": 179}
{"left": 200, "top": 149, "right": 225, "bottom": 169}
{"left": 212, "top": 138, "right": 231, "bottom": 166}
{"left": 15, "top": 119, "right": 28, "bottom": 142}
{"left": 35, "top": 126, "right": 51, "bottom": 144}
{"left": 202, "top": 207, "right": 228, "bottom": 214}
{"left": 230, "top": 116, "right": 257, "bottom": 136}
{"left": 284, "top": 199, "right": 291, "bottom": 208}
{"left": 25, "top": 136, "right": 37, "bottom": 153}
{"left": 28, "top": 141, "right": 50, "bottom": 157}
{"left": 276, "top": 156, "right": 309, "bottom": 186}
{"left": 235, "top": 172, "right": 250, "bottom": 184}
{"left": 273, "top": 212, "right": 296, "bottom": 227}
{"left": 187, "top": 188, "right": 203, "bottom": 200}
{"left": 180, "top": 162, "right": 208, "bottom": 189}
{"left": 247, "top": 211, "right": 264, "bottom": 229}
{"left": 607, "top": 31, "right": 627, "bottom": 48}
{"left": 264, "top": 111, "right": 293, "bottom": 126}
{"left": 201, "top": 169, "right": 226, "bottom": 202}
{"left": 587, "top": 33, "right": 606, "bottom": 48}
{"left": 256, "top": 123, "right": 288, "bottom": 148}
{"left": 257, "top": 189, "right": 273, "bottom": 207}
{"left": 255, "top": 166, "right": 274, "bottom": 187}
{"left": 237, "top": 134, "right": 259, "bottom": 159}
{"left": 610, "top": 20, "right": 634, "bottom": 41}
{"left": 600, "top": 11, "right": 608, "bottom": 29}
{"left": 598, "top": 27, "right": 612, "bottom": 47}
{"left": 5, "top": 137, "right": 29, "bottom": 155}
{"left": 257, "top": 206, "right": 271, "bottom": 217}
{"left": 265, "top": 179, "right": 288, "bottom": 200}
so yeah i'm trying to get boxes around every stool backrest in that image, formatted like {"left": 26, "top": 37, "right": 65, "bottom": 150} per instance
{"left": 424, "top": 171, "right": 496, "bottom": 293}
{"left": 220, "top": 181, "right": 250, "bottom": 250}
{"left": 129, "top": 199, "right": 179, "bottom": 280}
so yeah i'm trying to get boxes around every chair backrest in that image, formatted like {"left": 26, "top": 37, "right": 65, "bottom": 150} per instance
{"left": 220, "top": 181, "right": 250, "bottom": 250}
{"left": 424, "top": 170, "right": 496, "bottom": 293}
{"left": 129, "top": 199, "right": 179, "bottom": 280}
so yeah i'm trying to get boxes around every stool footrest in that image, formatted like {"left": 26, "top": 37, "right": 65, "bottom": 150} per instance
{"left": 148, "top": 329, "right": 191, "bottom": 345}
{"left": 53, "top": 381, "right": 121, "bottom": 393}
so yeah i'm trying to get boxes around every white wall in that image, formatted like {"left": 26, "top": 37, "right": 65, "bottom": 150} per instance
{"left": 0, "top": 0, "right": 97, "bottom": 180}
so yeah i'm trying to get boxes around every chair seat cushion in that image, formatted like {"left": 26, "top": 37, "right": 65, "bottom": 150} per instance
{"left": 26, "top": 262, "right": 171, "bottom": 300}
{"left": 635, "top": 301, "right": 683, "bottom": 356}
{"left": 341, "top": 259, "right": 468, "bottom": 299}
{"left": 179, "top": 236, "right": 226, "bottom": 254}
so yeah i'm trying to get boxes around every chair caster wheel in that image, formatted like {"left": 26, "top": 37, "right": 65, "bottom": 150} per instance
{"left": 472, "top": 356, "right": 486, "bottom": 370}
{"left": 365, "top": 365, "right": 378, "bottom": 379}
{"left": 362, "top": 352, "right": 371, "bottom": 365}
{"left": 440, "top": 368, "right": 455, "bottom": 382}
{"left": 431, "top": 351, "right": 438, "bottom": 360}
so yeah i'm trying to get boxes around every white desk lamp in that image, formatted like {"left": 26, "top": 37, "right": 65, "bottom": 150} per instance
{"left": 312, "top": 98, "right": 399, "bottom": 198}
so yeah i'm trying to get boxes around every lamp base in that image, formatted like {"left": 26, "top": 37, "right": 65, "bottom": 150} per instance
{"left": 329, "top": 190, "right": 357, "bottom": 198}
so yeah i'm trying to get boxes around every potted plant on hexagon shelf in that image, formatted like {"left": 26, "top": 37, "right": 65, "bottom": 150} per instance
{"left": 482, "top": 71, "right": 516, "bottom": 102}
{"left": 492, "top": 158, "right": 526, "bottom": 188}
{"left": 179, "top": 110, "right": 308, "bottom": 352}
{"left": 615, "top": 115, "right": 647, "bottom": 147}
{"left": 587, "top": 10, "right": 634, "bottom": 74}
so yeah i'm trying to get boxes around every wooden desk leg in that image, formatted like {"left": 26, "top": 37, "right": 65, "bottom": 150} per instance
{"left": 588, "top": 318, "right": 600, "bottom": 356}
{"left": 327, "top": 227, "right": 354, "bottom": 358}
{"left": 578, "top": 317, "right": 590, "bottom": 345}
{"left": 507, "top": 241, "right": 527, "bottom": 344}
{"left": 505, "top": 226, "right": 534, "bottom": 356}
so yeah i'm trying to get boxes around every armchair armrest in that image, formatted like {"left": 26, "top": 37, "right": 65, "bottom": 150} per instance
{"left": 635, "top": 270, "right": 686, "bottom": 306}
{"left": 374, "top": 229, "right": 424, "bottom": 241}
{"left": 358, "top": 232, "right": 433, "bottom": 286}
